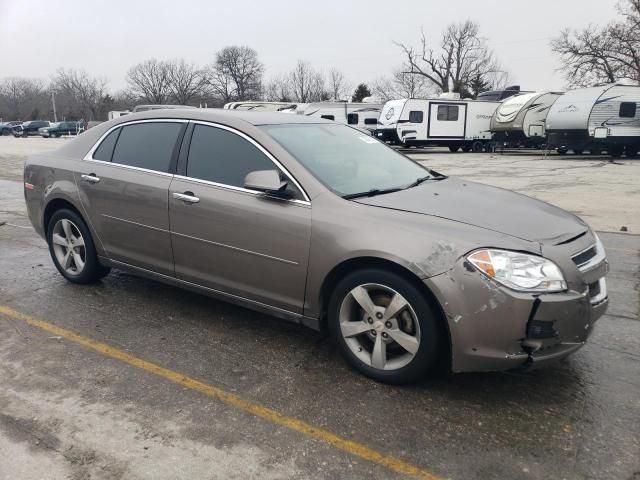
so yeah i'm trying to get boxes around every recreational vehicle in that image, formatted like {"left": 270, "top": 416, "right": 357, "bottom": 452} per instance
{"left": 374, "top": 95, "right": 501, "bottom": 151}
{"left": 223, "top": 101, "right": 305, "bottom": 112}
{"left": 299, "top": 101, "right": 383, "bottom": 133}
{"left": 490, "top": 91, "right": 563, "bottom": 148}
{"left": 546, "top": 84, "right": 640, "bottom": 156}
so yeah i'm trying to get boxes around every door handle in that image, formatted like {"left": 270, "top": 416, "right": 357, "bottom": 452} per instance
{"left": 173, "top": 191, "right": 200, "bottom": 204}
{"left": 81, "top": 174, "right": 100, "bottom": 184}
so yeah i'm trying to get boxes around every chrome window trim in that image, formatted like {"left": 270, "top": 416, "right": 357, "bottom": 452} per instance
{"left": 173, "top": 174, "right": 310, "bottom": 207}
{"left": 82, "top": 118, "right": 312, "bottom": 205}
{"left": 82, "top": 118, "right": 189, "bottom": 163}
{"left": 189, "top": 120, "right": 311, "bottom": 203}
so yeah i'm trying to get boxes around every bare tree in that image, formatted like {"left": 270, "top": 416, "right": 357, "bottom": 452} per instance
{"left": 209, "top": 46, "right": 264, "bottom": 101}
{"left": 551, "top": 27, "right": 619, "bottom": 86}
{"left": 371, "top": 65, "right": 433, "bottom": 100}
{"left": 328, "top": 69, "right": 350, "bottom": 100}
{"left": 263, "top": 74, "right": 292, "bottom": 102}
{"left": 551, "top": 0, "right": 640, "bottom": 86}
{"left": 0, "top": 77, "right": 49, "bottom": 120}
{"left": 396, "top": 21, "right": 505, "bottom": 96}
{"left": 52, "top": 69, "right": 109, "bottom": 120}
{"left": 166, "top": 59, "right": 205, "bottom": 105}
{"left": 289, "top": 60, "right": 328, "bottom": 102}
{"left": 126, "top": 59, "right": 172, "bottom": 104}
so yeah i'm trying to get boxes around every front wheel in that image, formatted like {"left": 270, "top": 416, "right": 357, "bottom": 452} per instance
{"left": 47, "top": 209, "right": 110, "bottom": 284}
{"left": 328, "top": 269, "right": 441, "bottom": 384}
{"left": 556, "top": 147, "right": 568, "bottom": 155}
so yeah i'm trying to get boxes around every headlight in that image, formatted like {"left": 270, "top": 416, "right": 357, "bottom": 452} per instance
{"left": 467, "top": 249, "right": 567, "bottom": 292}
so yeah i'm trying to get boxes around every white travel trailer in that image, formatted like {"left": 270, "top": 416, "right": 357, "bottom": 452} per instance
{"left": 223, "top": 101, "right": 305, "bottom": 112}
{"left": 374, "top": 95, "right": 500, "bottom": 151}
{"left": 299, "top": 101, "right": 383, "bottom": 132}
{"left": 546, "top": 84, "right": 640, "bottom": 156}
{"left": 490, "top": 91, "right": 563, "bottom": 148}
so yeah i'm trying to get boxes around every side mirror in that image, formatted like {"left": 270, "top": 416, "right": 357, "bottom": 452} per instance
{"left": 244, "top": 170, "right": 289, "bottom": 195}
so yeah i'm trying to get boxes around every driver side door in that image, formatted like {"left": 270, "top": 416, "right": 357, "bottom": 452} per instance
{"left": 169, "top": 122, "right": 312, "bottom": 314}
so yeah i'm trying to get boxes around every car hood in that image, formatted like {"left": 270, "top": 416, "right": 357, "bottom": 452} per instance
{"left": 354, "top": 177, "right": 588, "bottom": 244}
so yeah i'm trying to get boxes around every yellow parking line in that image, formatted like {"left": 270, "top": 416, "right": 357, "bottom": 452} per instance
{"left": 0, "top": 304, "right": 442, "bottom": 480}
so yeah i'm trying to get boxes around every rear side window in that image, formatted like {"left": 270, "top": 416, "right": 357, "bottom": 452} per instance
{"left": 409, "top": 111, "right": 423, "bottom": 123}
{"left": 321, "top": 115, "right": 335, "bottom": 121}
{"left": 92, "top": 128, "right": 120, "bottom": 162}
{"left": 364, "top": 118, "right": 377, "bottom": 125}
{"left": 187, "top": 125, "right": 275, "bottom": 188}
{"left": 111, "top": 122, "right": 183, "bottom": 172}
{"left": 347, "top": 113, "right": 359, "bottom": 125}
{"left": 437, "top": 105, "right": 459, "bottom": 121}
{"left": 619, "top": 102, "right": 637, "bottom": 118}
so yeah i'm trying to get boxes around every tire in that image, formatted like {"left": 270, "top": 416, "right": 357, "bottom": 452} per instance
{"left": 448, "top": 145, "right": 460, "bottom": 153}
{"left": 556, "top": 147, "right": 568, "bottom": 155}
{"left": 625, "top": 146, "right": 638, "bottom": 158}
{"left": 471, "top": 141, "right": 483, "bottom": 153}
{"left": 1, "top": 128, "right": 9, "bottom": 136}
{"left": 328, "top": 268, "right": 441, "bottom": 384}
{"left": 590, "top": 147, "right": 603, "bottom": 155}
{"left": 461, "top": 144, "right": 472, "bottom": 152}
{"left": 609, "top": 145, "right": 623, "bottom": 158}
{"left": 47, "top": 208, "right": 110, "bottom": 284}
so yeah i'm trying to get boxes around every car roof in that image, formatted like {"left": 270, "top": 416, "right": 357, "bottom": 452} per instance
{"left": 111, "top": 108, "right": 330, "bottom": 126}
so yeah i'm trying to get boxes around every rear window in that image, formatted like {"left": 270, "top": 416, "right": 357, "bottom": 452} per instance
{"left": 620, "top": 102, "right": 637, "bottom": 118}
{"left": 409, "top": 111, "right": 423, "bottom": 123}
{"left": 93, "top": 128, "right": 120, "bottom": 162}
{"left": 111, "top": 122, "right": 183, "bottom": 172}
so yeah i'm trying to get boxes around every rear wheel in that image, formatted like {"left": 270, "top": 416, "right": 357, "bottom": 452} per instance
{"left": 625, "top": 146, "right": 639, "bottom": 158}
{"left": 556, "top": 147, "right": 568, "bottom": 155}
{"left": 448, "top": 145, "right": 460, "bottom": 152}
{"left": 471, "top": 140, "right": 484, "bottom": 152}
{"left": 47, "top": 209, "right": 110, "bottom": 284}
{"left": 328, "top": 269, "right": 441, "bottom": 384}
{"left": 609, "top": 145, "right": 624, "bottom": 158}
{"left": 461, "top": 144, "right": 472, "bottom": 152}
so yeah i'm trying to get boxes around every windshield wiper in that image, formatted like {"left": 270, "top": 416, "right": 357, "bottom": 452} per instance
{"left": 406, "top": 175, "right": 432, "bottom": 188}
{"left": 342, "top": 187, "right": 404, "bottom": 200}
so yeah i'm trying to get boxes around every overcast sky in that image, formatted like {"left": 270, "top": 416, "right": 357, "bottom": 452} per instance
{"left": 0, "top": 0, "right": 620, "bottom": 93}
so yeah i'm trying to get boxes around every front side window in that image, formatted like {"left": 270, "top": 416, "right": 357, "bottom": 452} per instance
{"left": 620, "top": 102, "right": 637, "bottom": 118}
{"left": 92, "top": 128, "right": 120, "bottom": 162}
{"left": 263, "top": 124, "right": 428, "bottom": 197}
{"left": 437, "top": 105, "right": 459, "bottom": 121}
{"left": 409, "top": 111, "right": 423, "bottom": 123}
{"left": 111, "top": 122, "right": 183, "bottom": 172}
{"left": 347, "top": 113, "right": 359, "bottom": 125}
{"left": 186, "top": 124, "right": 276, "bottom": 188}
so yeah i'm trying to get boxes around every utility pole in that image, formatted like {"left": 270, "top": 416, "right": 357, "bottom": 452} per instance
{"left": 51, "top": 91, "right": 58, "bottom": 122}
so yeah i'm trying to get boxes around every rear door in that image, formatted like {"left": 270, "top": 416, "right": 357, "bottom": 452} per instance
{"left": 76, "top": 120, "right": 186, "bottom": 275}
{"left": 428, "top": 103, "right": 466, "bottom": 138}
{"left": 169, "top": 122, "right": 312, "bottom": 313}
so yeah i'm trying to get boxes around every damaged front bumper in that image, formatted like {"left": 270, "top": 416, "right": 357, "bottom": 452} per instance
{"left": 425, "top": 240, "right": 609, "bottom": 373}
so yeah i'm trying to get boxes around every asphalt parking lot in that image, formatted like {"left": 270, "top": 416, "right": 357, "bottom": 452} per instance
{"left": 1, "top": 137, "right": 639, "bottom": 479}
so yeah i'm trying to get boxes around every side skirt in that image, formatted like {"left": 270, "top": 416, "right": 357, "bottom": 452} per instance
{"left": 99, "top": 257, "right": 321, "bottom": 330}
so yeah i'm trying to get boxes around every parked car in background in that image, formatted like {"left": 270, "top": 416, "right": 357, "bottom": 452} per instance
{"left": 24, "top": 109, "right": 609, "bottom": 383}
{"left": 39, "top": 121, "right": 81, "bottom": 138}
{"left": 1, "top": 121, "right": 22, "bottom": 136}
{"left": 13, "top": 120, "right": 50, "bottom": 137}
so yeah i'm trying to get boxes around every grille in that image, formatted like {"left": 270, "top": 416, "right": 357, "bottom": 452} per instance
{"left": 527, "top": 320, "right": 558, "bottom": 339}
{"left": 572, "top": 245, "right": 597, "bottom": 268}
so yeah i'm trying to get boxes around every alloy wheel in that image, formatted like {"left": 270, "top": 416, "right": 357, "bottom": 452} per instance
{"left": 51, "top": 218, "right": 86, "bottom": 275}
{"left": 338, "top": 283, "right": 421, "bottom": 371}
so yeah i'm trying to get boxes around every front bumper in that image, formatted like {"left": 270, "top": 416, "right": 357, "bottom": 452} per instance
{"left": 426, "top": 240, "right": 608, "bottom": 373}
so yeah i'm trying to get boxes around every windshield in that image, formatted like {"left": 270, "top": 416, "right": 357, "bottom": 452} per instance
{"left": 262, "top": 124, "right": 429, "bottom": 197}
